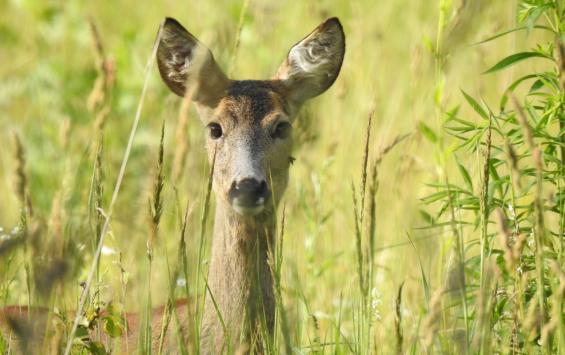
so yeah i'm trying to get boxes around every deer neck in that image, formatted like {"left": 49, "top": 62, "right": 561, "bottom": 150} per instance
{"left": 201, "top": 198, "right": 276, "bottom": 352}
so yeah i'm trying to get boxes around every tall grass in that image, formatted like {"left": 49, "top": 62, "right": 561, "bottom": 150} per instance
{"left": 0, "top": 0, "right": 564, "bottom": 354}
{"left": 420, "top": 1, "right": 565, "bottom": 353}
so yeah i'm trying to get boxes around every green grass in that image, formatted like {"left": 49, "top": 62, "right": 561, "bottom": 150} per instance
{"left": 1, "top": 0, "right": 564, "bottom": 353}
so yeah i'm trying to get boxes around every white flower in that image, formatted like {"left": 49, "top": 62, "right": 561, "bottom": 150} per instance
{"left": 102, "top": 245, "right": 117, "bottom": 255}
{"left": 527, "top": 233, "right": 535, "bottom": 247}
{"left": 304, "top": 235, "right": 314, "bottom": 251}
{"left": 176, "top": 278, "right": 187, "bottom": 287}
{"left": 507, "top": 204, "right": 516, "bottom": 220}
{"left": 370, "top": 287, "right": 382, "bottom": 321}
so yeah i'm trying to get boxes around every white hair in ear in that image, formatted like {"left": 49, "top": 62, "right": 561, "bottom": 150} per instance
{"left": 275, "top": 17, "right": 345, "bottom": 104}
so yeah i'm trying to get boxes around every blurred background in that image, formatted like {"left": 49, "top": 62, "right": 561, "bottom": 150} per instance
{"left": 0, "top": 0, "right": 557, "bottom": 352}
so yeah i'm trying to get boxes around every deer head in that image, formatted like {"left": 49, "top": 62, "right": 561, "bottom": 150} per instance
{"left": 157, "top": 17, "right": 345, "bottom": 217}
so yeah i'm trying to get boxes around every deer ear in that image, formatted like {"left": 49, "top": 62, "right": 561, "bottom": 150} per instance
{"left": 274, "top": 17, "right": 345, "bottom": 105}
{"left": 157, "top": 18, "right": 229, "bottom": 107}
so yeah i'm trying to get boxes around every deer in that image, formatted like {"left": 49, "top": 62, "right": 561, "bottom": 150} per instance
{"left": 0, "top": 16, "right": 345, "bottom": 354}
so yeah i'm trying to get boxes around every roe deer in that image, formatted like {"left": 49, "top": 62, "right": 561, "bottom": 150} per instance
{"left": 0, "top": 16, "right": 345, "bottom": 354}
{"left": 156, "top": 16, "right": 345, "bottom": 353}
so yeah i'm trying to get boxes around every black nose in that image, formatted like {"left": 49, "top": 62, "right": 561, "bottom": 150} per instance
{"left": 229, "top": 178, "right": 269, "bottom": 207}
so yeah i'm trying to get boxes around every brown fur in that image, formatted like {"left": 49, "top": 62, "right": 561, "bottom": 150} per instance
{"left": 0, "top": 300, "right": 193, "bottom": 354}
{"left": 190, "top": 18, "right": 345, "bottom": 351}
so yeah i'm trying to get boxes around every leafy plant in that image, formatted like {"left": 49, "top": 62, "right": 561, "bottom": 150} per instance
{"left": 422, "top": 0, "right": 565, "bottom": 352}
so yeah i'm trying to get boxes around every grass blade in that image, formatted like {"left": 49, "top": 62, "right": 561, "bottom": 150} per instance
{"left": 483, "top": 51, "right": 552, "bottom": 74}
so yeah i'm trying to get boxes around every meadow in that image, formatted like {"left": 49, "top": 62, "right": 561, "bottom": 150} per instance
{"left": 0, "top": 0, "right": 564, "bottom": 353}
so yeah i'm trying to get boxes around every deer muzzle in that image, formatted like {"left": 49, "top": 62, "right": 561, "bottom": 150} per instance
{"left": 228, "top": 178, "right": 270, "bottom": 215}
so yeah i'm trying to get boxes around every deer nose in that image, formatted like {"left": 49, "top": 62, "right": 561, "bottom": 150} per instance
{"left": 229, "top": 178, "right": 269, "bottom": 214}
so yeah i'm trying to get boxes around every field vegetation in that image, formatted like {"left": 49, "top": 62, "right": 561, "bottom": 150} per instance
{"left": 0, "top": 0, "right": 564, "bottom": 353}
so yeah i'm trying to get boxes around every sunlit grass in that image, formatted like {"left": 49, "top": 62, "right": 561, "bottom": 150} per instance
{"left": 1, "top": 0, "right": 564, "bottom": 353}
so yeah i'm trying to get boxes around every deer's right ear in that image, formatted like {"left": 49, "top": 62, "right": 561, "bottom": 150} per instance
{"left": 274, "top": 17, "right": 345, "bottom": 107}
{"left": 157, "top": 18, "right": 229, "bottom": 107}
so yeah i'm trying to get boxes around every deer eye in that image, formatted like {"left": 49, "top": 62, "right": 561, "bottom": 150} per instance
{"left": 272, "top": 121, "right": 292, "bottom": 140}
{"left": 208, "top": 123, "right": 223, "bottom": 139}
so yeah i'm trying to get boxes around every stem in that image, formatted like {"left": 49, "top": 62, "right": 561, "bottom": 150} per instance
{"left": 556, "top": 37, "right": 565, "bottom": 263}
{"left": 194, "top": 148, "right": 216, "bottom": 350}
{"left": 480, "top": 117, "right": 492, "bottom": 288}
{"left": 63, "top": 21, "right": 165, "bottom": 355}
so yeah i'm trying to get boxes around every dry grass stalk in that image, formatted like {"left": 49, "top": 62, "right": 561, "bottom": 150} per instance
{"left": 442, "top": 0, "right": 493, "bottom": 54}
{"left": 495, "top": 209, "right": 527, "bottom": 271}
{"left": 194, "top": 146, "right": 217, "bottom": 327}
{"left": 63, "top": 21, "right": 166, "bottom": 355}
{"left": 352, "top": 131, "right": 411, "bottom": 351}
{"left": 513, "top": 96, "right": 547, "bottom": 331}
{"left": 365, "top": 133, "right": 411, "bottom": 258}
{"left": 12, "top": 133, "right": 33, "bottom": 217}
{"left": 446, "top": 256, "right": 466, "bottom": 295}
{"left": 234, "top": 343, "right": 250, "bottom": 355}
{"left": 423, "top": 286, "right": 446, "bottom": 348}
{"left": 359, "top": 107, "right": 375, "bottom": 224}
{"left": 351, "top": 183, "right": 366, "bottom": 296}
{"left": 266, "top": 205, "right": 292, "bottom": 355}
{"left": 479, "top": 114, "right": 492, "bottom": 282}
{"left": 148, "top": 121, "right": 166, "bottom": 258}
{"left": 540, "top": 261, "right": 565, "bottom": 348}
{"left": 394, "top": 282, "right": 404, "bottom": 354}
{"left": 523, "top": 295, "right": 542, "bottom": 343}
{"left": 145, "top": 122, "right": 166, "bottom": 353}
{"left": 93, "top": 138, "right": 104, "bottom": 246}
{"left": 48, "top": 192, "right": 63, "bottom": 258}
{"left": 87, "top": 18, "right": 116, "bottom": 131}
{"left": 172, "top": 87, "right": 196, "bottom": 183}
{"left": 157, "top": 201, "right": 193, "bottom": 355}
{"left": 368, "top": 134, "right": 412, "bottom": 196}
{"left": 371, "top": 133, "right": 412, "bottom": 168}
{"left": 228, "top": 0, "right": 250, "bottom": 76}
{"left": 49, "top": 118, "right": 72, "bottom": 257}
{"left": 472, "top": 260, "right": 498, "bottom": 352}
{"left": 11, "top": 132, "right": 36, "bottom": 312}
{"left": 505, "top": 139, "right": 522, "bottom": 190}
{"left": 512, "top": 97, "right": 536, "bottom": 154}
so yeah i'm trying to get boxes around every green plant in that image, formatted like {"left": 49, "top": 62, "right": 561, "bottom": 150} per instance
{"left": 422, "top": 0, "right": 565, "bottom": 352}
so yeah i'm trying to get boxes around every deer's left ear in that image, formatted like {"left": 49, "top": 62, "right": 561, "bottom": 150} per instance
{"left": 157, "top": 18, "right": 229, "bottom": 107}
{"left": 274, "top": 17, "right": 345, "bottom": 106}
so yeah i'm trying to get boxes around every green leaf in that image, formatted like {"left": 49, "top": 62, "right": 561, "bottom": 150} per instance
{"left": 457, "top": 161, "right": 473, "bottom": 192}
{"left": 86, "top": 340, "right": 107, "bottom": 355}
{"left": 474, "top": 25, "right": 553, "bottom": 45}
{"left": 103, "top": 315, "right": 125, "bottom": 338}
{"left": 529, "top": 79, "right": 544, "bottom": 92}
{"left": 418, "top": 209, "right": 435, "bottom": 225}
{"left": 421, "top": 190, "right": 449, "bottom": 204}
{"left": 461, "top": 90, "right": 489, "bottom": 120}
{"left": 407, "top": 233, "right": 430, "bottom": 305}
{"left": 418, "top": 121, "right": 437, "bottom": 143}
{"left": 442, "top": 105, "right": 460, "bottom": 123}
{"left": 483, "top": 52, "right": 551, "bottom": 74}
{"left": 75, "top": 325, "right": 90, "bottom": 339}
{"left": 499, "top": 74, "right": 538, "bottom": 110}
{"left": 521, "top": 4, "right": 553, "bottom": 32}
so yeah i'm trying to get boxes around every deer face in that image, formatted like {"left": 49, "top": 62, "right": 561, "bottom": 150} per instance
{"left": 157, "top": 17, "right": 345, "bottom": 216}
{"left": 193, "top": 80, "right": 293, "bottom": 216}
